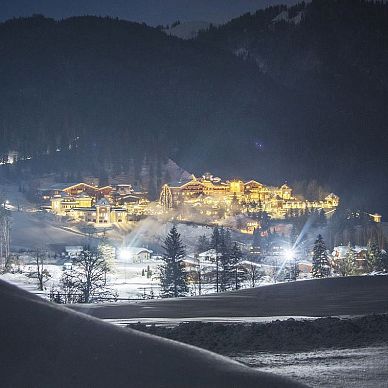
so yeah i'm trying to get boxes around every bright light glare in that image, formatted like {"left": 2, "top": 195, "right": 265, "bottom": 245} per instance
{"left": 284, "top": 248, "right": 295, "bottom": 261}
{"left": 118, "top": 248, "right": 132, "bottom": 261}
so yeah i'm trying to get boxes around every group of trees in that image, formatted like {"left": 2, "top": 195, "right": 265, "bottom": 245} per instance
{"left": 312, "top": 234, "right": 388, "bottom": 279}
{"left": 160, "top": 226, "right": 388, "bottom": 299}
{"left": 325, "top": 208, "right": 385, "bottom": 250}
{"left": 204, "top": 227, "right": 244, "bottom": 292}
{"left": 199, "top": 228, "right": 263, "bottom": 288}
{"left": 159, "top": 225, "right": 246, "bottom": 298}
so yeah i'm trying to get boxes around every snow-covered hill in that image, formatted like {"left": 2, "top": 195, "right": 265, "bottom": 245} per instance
{"left": 272, "top": 10, "right": 303, "bottom": 24}
{"left": 0, "top": 280, "right": 303, "bottom": 387}
{"left": 164, "top": 21, "right": 214, "bottom": 39}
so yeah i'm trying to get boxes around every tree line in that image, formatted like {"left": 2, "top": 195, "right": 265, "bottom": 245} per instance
{"left": 311, "top": 234, "right": 388, "bottom": 278}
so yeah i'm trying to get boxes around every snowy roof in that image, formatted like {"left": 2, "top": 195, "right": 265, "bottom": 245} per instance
{"left": 119, "top": 194, "right": 143, "bottom": 202}
{"left": 333, "top": 245, "right": 367, "bottom": 256}
{"left": 38, "top": 183, "right": 78, "bottom": 191}
{"left": 198, "top": 249, "right": 217, "bottom": 257}
{"left": 121, "top": 247, "right": 153, "bottom": 255}
{"left": 65, "top": 246, "right": 83, "bottom": 252}
{"left": 168, "top": 178, "right": 195, "bottom": 188}
{"left": 183, "top": 257, "right": 200, "bottom": 265}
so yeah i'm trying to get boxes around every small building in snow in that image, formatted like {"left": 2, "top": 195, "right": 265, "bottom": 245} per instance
{"left": 118, "top": 247, "right": 153, "bottom": 263}
{"left": 65, "top": 246, "right": 83, "bottom": 258}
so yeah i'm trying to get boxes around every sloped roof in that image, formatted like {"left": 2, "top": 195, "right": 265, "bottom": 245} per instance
{"left": 168, "top": 178, "right": 195, "bottom": 188}
{"left": 38, "top": 183, "right": 78, "bottom": 191}
{"left": 96, "top": 198, "right": 110, "bottom": 206}
{"left": 121, "top": 247, "right": 153, "bottom": 255}
{"left": 245, "top": 180, "right": 264, "bottom": 186}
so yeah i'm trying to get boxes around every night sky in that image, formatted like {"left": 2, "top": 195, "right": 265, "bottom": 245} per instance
{"left": 1, "top": 0, "right": 301, "bottom": 25}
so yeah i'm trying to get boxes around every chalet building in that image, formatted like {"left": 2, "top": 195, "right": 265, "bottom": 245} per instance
{"left": 160, "top": 173, "right": 339, "bottom": 219}
{"left": 46, "top": 181, "right": 150, "bottom": 225}
{"left": 332, "top": 245, "right": 369, "bottom": 272}
{"left": 50, "top": 193, "right": 93, "bottom": 215}
{"left": 115, "top": 194, "right": 151, "bottom": 216}
{"left": 38, "top": 182, "right": 112, "bottom": 202}
{"left": 70, "top": 198, "right": 127, "bottom": 225}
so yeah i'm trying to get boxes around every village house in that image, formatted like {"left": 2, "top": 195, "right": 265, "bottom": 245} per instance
{"left": 332, "top": 245, "right": 369, "bottom": 272}
{"left": 70, "top": 198, "right": 127, "bottom": 225}
{"left": 118, "top": 247, "right": 153, "bottom": 263}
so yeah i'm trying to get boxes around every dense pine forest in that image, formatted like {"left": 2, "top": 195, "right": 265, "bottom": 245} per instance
{"left": 0, "top": 0, "right": 388, "bottom": 213}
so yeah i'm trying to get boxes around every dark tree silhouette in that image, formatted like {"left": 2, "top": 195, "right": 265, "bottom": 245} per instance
{"left": 160, "top": 225, "right": 188, "bottom": 298}
{"left": 312, "top": 235, "right": 330, "bottom": 278}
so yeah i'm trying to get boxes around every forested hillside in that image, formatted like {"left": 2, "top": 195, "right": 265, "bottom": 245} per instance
{"left": 1, "top": 0, "right": 388, "bottom": 213}
{"left": 0, "top": 15, "right": 289, "bottom": 179}
{"left": 196, "top": 0, "right": 388, "bottom": 211}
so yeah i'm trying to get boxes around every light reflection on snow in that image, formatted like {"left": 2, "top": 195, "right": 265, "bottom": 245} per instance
{"left": 233, "top": 346, "right": 388, "bottom": 388}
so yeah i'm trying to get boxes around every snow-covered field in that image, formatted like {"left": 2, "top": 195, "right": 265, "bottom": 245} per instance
{"left": 234, "top": 346, "right": 388, "bottom": 388}
{"left": 1, "top": 257, "right": 270, "bottom": 300}
{"left": 0, "top": 259, "right": 164, "bottom": 300}
{"left": 1, "top": 279, "right": 304, "bottom": 388}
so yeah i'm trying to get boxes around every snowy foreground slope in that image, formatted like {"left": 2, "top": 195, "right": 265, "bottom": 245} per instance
{"left": 0, "top": 280, "right": 304, "bottom": 388}
{"left": 71, "top": 276, "right": 388, "bottom": 320}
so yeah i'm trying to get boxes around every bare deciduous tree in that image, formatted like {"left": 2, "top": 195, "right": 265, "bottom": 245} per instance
{"left": 56, "top": 246, "right": 117, "bottom": 303}
{"left": 0, "top": 202, "right": 10, "bottom": 271}
{"left": 247, "top": 262, "right": 263, "bottom": 288}
{"left": 35, "top": 250, "right": 51, "bottom": 291}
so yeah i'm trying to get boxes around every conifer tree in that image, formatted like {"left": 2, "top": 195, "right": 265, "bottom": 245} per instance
{"left": 210, "top": 227, "right": 221, "bottom": 252}
{"left": 365, "top": 241, "right": 381, "bottom": 273}
{"left": 378, "top": 250, "right": 388, "bottom": 272}
{"left": 219, "top": 229, "right": 234, "bottom": 291}
{"left": 312, "top": 235, "right": 330, "bottom": 278}
{"left": 336, "top": 243, "right": 356, "bottom": 276}
{"left": 196, "top": 234, "right": 210, "bottom": 254}
{"left": 289, "top": 259, "right": 300, "bottom": 281}
{"left": 211, "top": 227, "right": 222, "bottom": 292}
{"left": 160, "top": 225, "right": 188, "bottom": 298}
{"left": 230, "top": 242, "right": 244, "bottom": 290}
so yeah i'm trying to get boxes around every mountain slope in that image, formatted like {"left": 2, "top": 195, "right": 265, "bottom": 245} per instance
{"left": 196, "top": 0, "right": 388, "bottom": 212}
{"left": 1, "top": 3, "right": 388, "bottom": 214}
{"left": 0, "top": 15, "right": 290, "bottom": 179}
